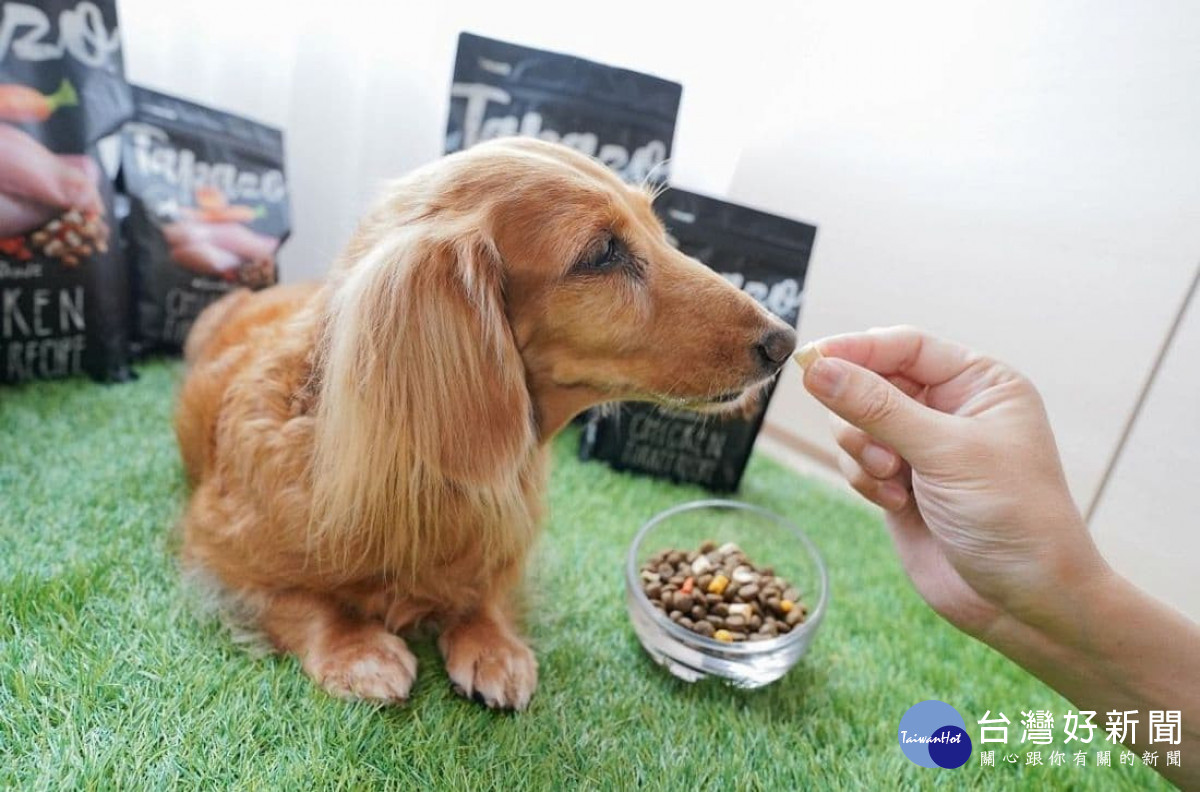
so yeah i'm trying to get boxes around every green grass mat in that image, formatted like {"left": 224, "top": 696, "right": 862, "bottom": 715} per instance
{"left": 0, "top": 362, "right": 1171, "bottom": 790}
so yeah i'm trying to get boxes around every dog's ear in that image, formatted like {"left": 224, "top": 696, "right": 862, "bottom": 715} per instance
{"left": 400, "top": 234, "right": 535, "bottom": 484}
{"left": 317, "top": 226, "right": 534, "bottom": 498}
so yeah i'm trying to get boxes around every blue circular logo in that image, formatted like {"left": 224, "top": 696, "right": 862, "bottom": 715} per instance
{"left": 898, "top": 700, "right": 972, "bottom": 769}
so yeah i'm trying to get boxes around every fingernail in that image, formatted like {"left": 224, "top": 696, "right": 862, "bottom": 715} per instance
{"left": 879, "top": 482, "right": 908, "bottom": 510}
{"left": 805, "top": 357, "right": 847, "bottom": 398}
{"left": 862, "top": 444, "right": 895, "bottom": 476}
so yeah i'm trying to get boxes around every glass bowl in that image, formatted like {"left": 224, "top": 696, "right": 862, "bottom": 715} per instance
{"left": 626, "top": 499, "right": 828, "bottom": 688}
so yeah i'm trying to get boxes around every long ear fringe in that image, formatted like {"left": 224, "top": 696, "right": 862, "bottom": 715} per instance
{"left": 308, "top": 226, "right": 536, "bottom": 578}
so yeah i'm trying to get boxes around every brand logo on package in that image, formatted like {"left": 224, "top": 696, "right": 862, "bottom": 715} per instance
{"left": 450, "top": 81, "right": 668, "bottom": 183}
{"left": 0, "top": 2, "right": 121, "bottom": 68}
{"left": 899, "top": 700, "right": 973, "bottom": 769}
{"left": 125, "top": 123, "right": 287, "bottom": 210}
{"left": 446, "top": 34, "right": 681, "bottom": 186}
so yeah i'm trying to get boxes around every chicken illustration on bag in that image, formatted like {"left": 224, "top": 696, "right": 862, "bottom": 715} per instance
{"left": 159, "top": 186, "right": 277, "bottom": 287}
{"left": 0, "top": 88, "right": 107, "bottom": 265}
{"left": 0, "top": 0, "right": 135, "bottom": 384}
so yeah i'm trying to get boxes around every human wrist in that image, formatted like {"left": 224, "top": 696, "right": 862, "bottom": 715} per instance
{"left": 971, "top": 508, "right": 1116, "bottom": 660}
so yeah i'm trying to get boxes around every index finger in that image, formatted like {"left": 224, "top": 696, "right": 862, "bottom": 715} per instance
{"left": 813, "top": 326, "right": 978, "bottom": 387}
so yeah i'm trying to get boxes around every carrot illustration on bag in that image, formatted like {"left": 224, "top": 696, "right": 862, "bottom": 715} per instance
{"left": 194, "top": 185, "right": 227, "bottom": 211}
{"left": 0, "top": 79, "right": 79, "bottom": 123}
{"left": 184, "top": 185, "right": 265, "bottom": 224}
{"left": 182, "top": 204, "right": 266, "bottom": 224}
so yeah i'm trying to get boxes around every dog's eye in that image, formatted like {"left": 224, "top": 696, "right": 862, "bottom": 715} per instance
{"left": 573, "top": 234, "right": 624, "bottom": 274}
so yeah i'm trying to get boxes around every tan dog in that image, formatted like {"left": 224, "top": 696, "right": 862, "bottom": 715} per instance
{"left": 175, "top": 138, "right": 796, "bottom": 709}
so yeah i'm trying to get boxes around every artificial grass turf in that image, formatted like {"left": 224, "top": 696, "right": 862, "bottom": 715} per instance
{"left": 0, "top": 362, "right": 1174, "bottom": 791}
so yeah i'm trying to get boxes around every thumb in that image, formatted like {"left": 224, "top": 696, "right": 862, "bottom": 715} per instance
{"left": 803, "top": 356, "right": 945, "bottom": 467}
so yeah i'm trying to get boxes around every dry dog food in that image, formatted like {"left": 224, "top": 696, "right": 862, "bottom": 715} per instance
{"left": 446, "top": 33, "right": 681, "bottom": 185}
{"left": 581, "top": 189, "right": 817, "bottom": 491}
{"left": 639, "top": 541, "right": 808, "bottom": 642}
{"left": 121, "top": 85, "right": 290, "bottom": 353}
{"left": 0, "top": 0, "right": 135, "bottom": 383}
{"left": 29, "top": 208, "right": 108, "bottom": 266}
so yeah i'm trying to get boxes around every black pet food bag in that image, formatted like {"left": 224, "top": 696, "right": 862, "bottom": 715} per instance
{"left": 580, "top": 188, "right": 817, "bottom": 492}
{"left": 446, "top": 32, "right": 681, "bottom": 185}
{"left": 0, "top": 0, "right": 134, "bottom": 383}
{"left": 121, "top": 85, "right": 290, "bottom": 354}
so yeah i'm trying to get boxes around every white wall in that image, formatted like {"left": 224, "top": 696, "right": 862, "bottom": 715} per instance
{"left": 1090, "top": 275, "right": 1200, "bottom": 620}
{"left": 117, "top": 0, "right": 1200, "bottom": 616}
{"left": 118, "top": 0, "right": 779, "bottom": 280}
{"left": 728, "top": 1, "right": 1200, "bottom": 617}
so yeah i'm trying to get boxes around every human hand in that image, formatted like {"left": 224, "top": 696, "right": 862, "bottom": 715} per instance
{"left": 799, "top": 326, "right": 1111, "bottom": 640}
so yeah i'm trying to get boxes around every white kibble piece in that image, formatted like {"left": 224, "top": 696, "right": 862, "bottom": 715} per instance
{"left": 732, "top": 566, "right": 755, "bottom": 584}
{"left": 728, "top": 603, "right": 752, "bottom": 618}
{"left": 691, "top": 555, "right": 714, "bottom": 575}
{"left": 717, "top": 542, "right": 741, "bottom": 556}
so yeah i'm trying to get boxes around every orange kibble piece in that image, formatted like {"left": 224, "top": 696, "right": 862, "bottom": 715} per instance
{"left": 707, "top": 574, "right": 729, "bottom": 595}
{"left": 780, "top": 599, "right": 795, "bottom": 613}
{"left": 680, "top": 577, "right": 694, "bottom": 595}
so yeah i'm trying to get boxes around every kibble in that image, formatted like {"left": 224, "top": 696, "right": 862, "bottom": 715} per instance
{"left": 29, "top": 209, "right": 108, "bottom": 267}
{"left": 236, "top": 256, "right": 276, "bottom": 288}
{"left": 639, "top": 540, "right": 809, "bottom": 643}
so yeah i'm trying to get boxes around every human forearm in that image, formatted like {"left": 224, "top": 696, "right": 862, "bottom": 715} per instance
{"left": 984, "top": 565, "right": 1200, "bottom": 789}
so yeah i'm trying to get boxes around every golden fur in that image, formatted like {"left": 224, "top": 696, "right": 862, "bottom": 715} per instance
{"left": 176, "top": 138, "right": 796, "bottom": 709}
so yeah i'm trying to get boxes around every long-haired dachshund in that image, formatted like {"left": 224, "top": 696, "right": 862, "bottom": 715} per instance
{"left": 176, "top": 138, "right": 796, "bottom": 709}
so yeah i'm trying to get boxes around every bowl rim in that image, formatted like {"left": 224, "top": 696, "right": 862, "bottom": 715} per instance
{"left": 626, "top": 498, "right": 829, "bottom": 656}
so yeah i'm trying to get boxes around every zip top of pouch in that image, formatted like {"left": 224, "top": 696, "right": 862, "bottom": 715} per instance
{"left": 447, "top": 32, "right": 681, "bottom": 184}
{"left": 0, "top": 0, "right": 133, "bottom": 153}
{"left": 122, "top": 84, "right": 290, "bottom": 245}
{"left": 657, "top": 187, "right": 817, "bottom": 327}
{"left": 129, "top": 85, "right": 284, "bottom": 162}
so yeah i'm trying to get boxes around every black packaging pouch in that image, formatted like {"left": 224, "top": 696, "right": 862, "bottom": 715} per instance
{"left": 121, "top": 85, "right": 290, "bottom": 353}
{"left": 446, "top": 32, "right": 681, "bottom": 184}
{"left": 580, "top": 188, "right": 817, "bottom": 492}
{"left": 0, "top": 0, "right": 134, "bottom": 383}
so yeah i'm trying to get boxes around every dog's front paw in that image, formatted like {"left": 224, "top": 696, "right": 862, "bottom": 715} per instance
{"left": 439, "top": 619, "right": 538, "bottom": 711}
{"left": 309, "top": 630, "right": 418, "bottom": 704}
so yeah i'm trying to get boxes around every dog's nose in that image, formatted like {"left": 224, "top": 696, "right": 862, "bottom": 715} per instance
{"left": 757, "top": 326, "right": 797, "bottom": 369}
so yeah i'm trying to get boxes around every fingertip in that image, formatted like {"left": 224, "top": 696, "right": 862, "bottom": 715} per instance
{"left": 878, "top": 482, "right": 910, "bottom": 511}
{"left": 861, "top": 443, "right": 900, "bottom": 478}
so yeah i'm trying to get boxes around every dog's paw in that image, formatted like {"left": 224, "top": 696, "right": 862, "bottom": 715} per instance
{"left": 310, "top": 631, "right": 418, "bottom": 704}
{"left": 440, "top": 622, "right": 538, "bottom": 711}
